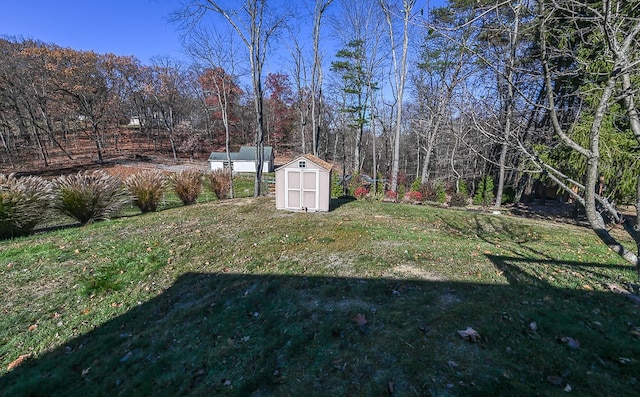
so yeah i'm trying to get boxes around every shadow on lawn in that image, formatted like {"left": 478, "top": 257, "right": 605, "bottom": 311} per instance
{"left": 330, "top": 196, "right": 356, "bottom": 211}
{"left": 2, "top": 259, "right": 639, "bottom": 396}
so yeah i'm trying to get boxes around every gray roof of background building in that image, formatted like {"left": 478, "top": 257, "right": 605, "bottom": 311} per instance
{"left": 208, "top": 146, "right": 273, "bottom": 162}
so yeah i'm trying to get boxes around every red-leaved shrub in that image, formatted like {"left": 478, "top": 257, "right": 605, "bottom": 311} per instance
{"left": 405, "top": 190, "right": 423, "bottom": 202}
{"left": 385, "top": 190, "right": 398, "bottom": 201}
{"left": 354, "top": 186, "right": 369, "bottom": 199}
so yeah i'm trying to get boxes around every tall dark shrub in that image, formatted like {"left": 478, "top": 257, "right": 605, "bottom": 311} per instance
{"left": 473, "top": 175, "right": 495, "bottom": 207}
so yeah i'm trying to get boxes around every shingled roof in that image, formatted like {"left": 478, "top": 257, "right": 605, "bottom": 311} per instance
{"left": 279, "top": 153, "right": 334, "bottom": 171}
{"left": 208, "top": 146, "right": 273, "bottom": 162}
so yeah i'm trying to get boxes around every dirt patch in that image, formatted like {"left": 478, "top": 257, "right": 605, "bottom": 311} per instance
{"left": 6, "top": 154, "right": 209, "bottom": 179}
{"left": 321, "top": 253, "right": 357, "bottom": 277}
{"left": 382, "top": 264, "right": 442, "bottom": 281}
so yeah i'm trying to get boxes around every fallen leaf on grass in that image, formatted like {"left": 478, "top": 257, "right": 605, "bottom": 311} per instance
{"left": 27, "top": 324, "right": 38, "bottom": 331}
{"left": 546, "top": 375, "right": 563, "bottom": 385}
{"left": 606, "top": 283, "right": 629, "bottom": 294}
{"left": 7, "top": 353, "right": 31, "bottom": 370}
{"left": 353, "top": 313, "right": 368, "bottom": 326}
{"left": 457, "top": 327, "right": 481, "bottom": 342}
{"left": 606, "top": 283, "right": 640, "bottom": 304}
{"left": 560, "top": 336, "right": 580, "bottom": 349}
{"left": 119, "top": 351, "right": 132, "bottom": 363}
{"left": 612, "top": 357, "right": 632, "bottom": 365}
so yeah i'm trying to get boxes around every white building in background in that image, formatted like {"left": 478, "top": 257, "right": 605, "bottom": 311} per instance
{"left": 208, "top": 146, "right": 274, "bottom": 173}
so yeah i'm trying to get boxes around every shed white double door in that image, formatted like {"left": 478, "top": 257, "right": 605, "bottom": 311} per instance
{"left": 285, "top": 169, "right": 319, "bottom": 210}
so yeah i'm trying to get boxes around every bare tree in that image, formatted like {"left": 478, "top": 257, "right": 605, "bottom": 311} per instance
{"left": 311, "top": 0, "right": 334, "bottom": 157}
{"left": 184, "top": 25, "right": 244, "bottom": 198}
{"left": 379, "top": 0, "right": 417, "bottom": 196}
{"left": 148, "top": 57, "right": 190, "bottom": 161}
{"left": 174, "top": 0, "right": 287, "bottom": 196}
{"left": 412, "top": 25, "right": 475, "bottom": 185}
{"left": 534, "top": 0, "right": 640, "bottom": 269}
{"left": 493, "top": 1, "right": 527, "bottom": 210}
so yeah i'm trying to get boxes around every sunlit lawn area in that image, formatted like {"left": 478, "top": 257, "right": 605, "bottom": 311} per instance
{"left": 1, "top": 197, "right": 638, "bottom": 396}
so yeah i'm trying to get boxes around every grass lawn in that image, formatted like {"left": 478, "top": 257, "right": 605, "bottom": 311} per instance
{"left": 1, "top": 198, "right": 638, "bottom": 396}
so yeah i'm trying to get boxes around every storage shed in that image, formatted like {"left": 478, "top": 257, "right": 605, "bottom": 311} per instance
{"left": 275, "top": 154, "right": 333, "bottom": 212}
{"left": 208, "top": 146, "right": 274, "bottom": 173}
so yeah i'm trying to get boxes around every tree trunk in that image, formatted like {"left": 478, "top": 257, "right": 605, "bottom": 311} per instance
{"left": 494, "top": 2, "right": 520, "bottom": 211}
{"left": 380, "top": 0, "right": 414, "bottom": 196}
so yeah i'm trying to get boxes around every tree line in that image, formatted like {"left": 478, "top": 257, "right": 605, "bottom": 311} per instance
{"left": 0, "top": 38, "right": 302, "bottom": 169}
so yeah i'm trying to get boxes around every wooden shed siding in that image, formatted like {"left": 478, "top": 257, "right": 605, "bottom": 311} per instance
{"left": 275, "top": 154, "right": 332, "bottom": 212}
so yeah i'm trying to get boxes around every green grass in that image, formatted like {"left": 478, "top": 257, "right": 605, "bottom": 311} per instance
{"left": 1, "top": 199, "right": 638, "bottom": 396}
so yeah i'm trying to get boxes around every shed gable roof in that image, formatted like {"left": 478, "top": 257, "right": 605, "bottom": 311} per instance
{"left": 279, "top": 154, "right": 334, "bottom": 171}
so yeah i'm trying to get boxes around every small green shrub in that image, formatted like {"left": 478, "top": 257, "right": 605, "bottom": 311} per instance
{"left": 51, "top": 170, "right": 130, "bottom": 225}
{"left": 125, "top": 170, "right": 166, "bottom": 213}
{"left": 458, "top": 179, "right": 469, "bottom": 196}
{"left": 473, "top": 175, "right": 495, "bottom": 206}
{"left": 171, "top": 169, "right": 203, "bottom": 205}
{"left": 435, "top": 183, "right": 446, "bottom": 203}
{"left": 332, "top": 174, "right": 349, "bottom": 197}
{"left": 0, "top": 173, "right": 51, "bottom": 238}
{"left": 398, "top": 184, "right": 406, "bottom": 200}
{"left": 209, "top": 169, "right": 232, "bottom": 199}
{"left": 411, "top": 178, "right": 421, "bottom": 192}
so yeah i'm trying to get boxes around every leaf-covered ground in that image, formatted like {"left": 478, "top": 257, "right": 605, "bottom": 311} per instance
{"left": 1, "top": 198, "right": 638, "bottom": 396}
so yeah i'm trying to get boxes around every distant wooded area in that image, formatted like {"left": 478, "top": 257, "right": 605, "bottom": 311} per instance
{"left": 0, "top": 1, "right": 638, "bottom": 207}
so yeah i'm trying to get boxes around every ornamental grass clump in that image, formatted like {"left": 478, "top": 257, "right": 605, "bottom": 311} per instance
{"left": 209, "top": 169, "right": 232, "bottom": 199}
{"left": 0, "top": 173, "right": 51, "bottom": 238}
{"left": 125, "top": 170, "right": 167, "bottom": 212}
{"left": 51, "top": 170, "right": 130, "bottom": 225}
{"left": 171, "top": 169, "right": 203, "bottom": 205}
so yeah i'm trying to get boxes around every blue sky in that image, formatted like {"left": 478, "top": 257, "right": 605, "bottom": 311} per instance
{"left": 1, "top": 0, "right": 448, "bottom": 66}
{"left": 0, "top": 0, "right": 183, "bottom": 64}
